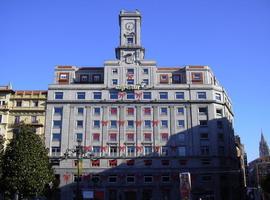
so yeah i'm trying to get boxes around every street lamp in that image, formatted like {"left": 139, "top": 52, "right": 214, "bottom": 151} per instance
{"left": 63, "top": 140, "right": 102, "bottom": 200}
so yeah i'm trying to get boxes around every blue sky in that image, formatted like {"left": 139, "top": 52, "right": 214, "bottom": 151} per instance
{"left": 0, "top": 0, "right": 269, "bottom": 161}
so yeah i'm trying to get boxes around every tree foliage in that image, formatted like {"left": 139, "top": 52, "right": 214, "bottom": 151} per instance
{"left": 0, "top": 134, "right": 4, "bottom": 179}
{"left": 1, "top": 124, "right": 54, "bottom": 198}
{"left": 261, "top": 174, "right": 270, "bottom": 194}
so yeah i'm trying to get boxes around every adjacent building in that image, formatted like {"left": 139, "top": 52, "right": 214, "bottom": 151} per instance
{"left": 0, "top": 84, "right": 47, "bottom": 144}
{"left": 45, "top": 10, "right": 242, "bottom": 200}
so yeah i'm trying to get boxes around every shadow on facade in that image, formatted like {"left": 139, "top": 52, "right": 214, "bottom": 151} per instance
{"left": 51, "top": 118, "right": 245, "bottom": 200}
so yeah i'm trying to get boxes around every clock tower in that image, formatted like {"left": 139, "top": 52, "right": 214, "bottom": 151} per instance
{"left": 115, "top": 10, "right": 145, "bottom": 64}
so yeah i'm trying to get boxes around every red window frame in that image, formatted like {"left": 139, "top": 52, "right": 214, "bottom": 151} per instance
{"left": 127, "top": 107, "right": 134, "bottom": 115}
{"left": 160, "top": 74, "right": 169, "bottom": 83}
{"left": 144, "top": 133, "right": 152, "bottom": 141}
{"left": 93, "top": 133, "right": 100, "bottom": 142}
{"left": 110, "top": 108, "right": 117, "bottom": 115}
{"left": 144, "top": 107, "right": 151, "bottom": 115}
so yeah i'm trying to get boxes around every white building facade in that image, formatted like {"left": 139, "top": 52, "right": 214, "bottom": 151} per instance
{"left": 45, "top": 10, "right": 241, "bottom": 200}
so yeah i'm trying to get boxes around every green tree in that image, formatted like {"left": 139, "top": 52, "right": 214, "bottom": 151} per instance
{"left": 1, "top": 124, "right": 54, "bottom": 199}
{"left": 0, "top": 134, "right": 4, "bottom": 180}
{"left": 261, "top": 174, "right": 270, "bottom": 194}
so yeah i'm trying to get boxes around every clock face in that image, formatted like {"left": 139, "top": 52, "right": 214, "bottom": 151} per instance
{"left": 125, "top": 22, "right": 134, "bottom": 31}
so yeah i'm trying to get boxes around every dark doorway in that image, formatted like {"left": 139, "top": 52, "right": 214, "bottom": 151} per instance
{"left": 124, "top": 191, "right": 137, "bottom": 200}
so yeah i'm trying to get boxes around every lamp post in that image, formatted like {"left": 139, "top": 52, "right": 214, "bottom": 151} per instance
{"left": 63, "top": 140, "right": 84, "bottom": 200}
{"left": 63, "top": 140, "right": 103, "bottom": 200}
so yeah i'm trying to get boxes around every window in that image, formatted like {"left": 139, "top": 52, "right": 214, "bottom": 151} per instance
{"left": 108, "top": 121, "right": 116, "bottom": 129}
{"left": 76, "top": 133, "right": 83, "bottom": 142}
{"left": 143, "top": 92, "right": 151, "bottom": 100}
{"left": 126, "top": 92, "right": 135, "bottom": 99}
{"left": 126, "top": 159, "right": 135, "bottom": 166}
{"left": 176, "top": 92, "right": 184, "bottom": 99}
{"left": 144, "top": 146, "right": 152, "bottom": 155}
{"left": 93, "top": 92, "right": 102, "bottom": 100}
{"left": 215, "top": 93, "right": 221, "bottom": 101}
{"left": 200, "top": 133, "right": 209, "bottom": 140}
{"left": 143, "top": 68, "right": 149, "bottom": 74}
{"left": 191, "top": 72, "right": 203, "bottom": 83}
{"left": 54, "top": 107, "right": 62, "bottom": 115}
{"left": 144, "top": 133, "right": 152, "bottom": 142}
{"left": 110, "top": 92, "right": 118, "bottom": 100}
{"left": 178, "top": 133, "right": 185, "bottom": 142}
{"left": 199, "top": 120, "right": 208, "bottom": 126}
{"left": 52, "top": 133, "right": 61, "bottom": 141}
{"left": 144, "top": 159, "right": 152, "bottom": 166}
{"left": 77, "top": 92, "right": 85, "bottom": 99}
{"left": 31, "top": 116, "right": 37, "bottom": 123}
{"left": 127, "top": 37, "right": 134, "bottom": 44}
{"left": 144, "top": 120, "right": 151, "bottom": 128}
{"left": 201, "top": 159, "right": 211, "bottom": 165}
{"left": 127, "top": 120, "right": 134, "bottom": 128}
{"left": 144, "top": 176, "right": 153, "bottom": 183}
{"left": 127, "top": 79, "right": 134, "bottom": 85}
{"left": 51, "top": 147, "right": 61, "bottom": 156}
{"left": 94, "top": 107, "right": 101, "bottom": 115}
{"left": 112, "top": 79, "right": 118, "bottom": 85}
{"left": 126, "top": 175, "right": 135, "bottom": 183}
{"left": 93, "top": 133, "right": 100, "bottom": 142}
{"left": 177, "top": 107, "right": 184, "bottom": 115}
{"left": 59, "top": 73, "right": 68, "bottom": 80}
{"left": 33, "top": 100, "right": 39, "bottom": 107}
{"left": 161, "top": 175, "right": 170, "bottom": 182}
{"left": 178, "top": 146, "right": 186, "bottom": 156}
{"left": 160, "top": 74, "right": 169, "bottom": 83}
{"left": 108, "top": 176, "right": 117, "bottom": 183}
{"left": 80, "top": 74, "right": 89, "bottom": 82}
{"left": 200, "top": 146, "right": 210, "bottom": 155}
{"left": 144, "top": 107, "right": 151, "bottom": 115}
{"left": 127, "top": 146, "right": 135, "bottom": 157}
{"left": 172, "top": 74, "right": 182, "bottom": 83}
{"left": 217, "top": 121, "right": 223, "bottom": 129}
{"left": 77, "top": 120, "right": 83, "bottom": 128}
{"left": 93, "top": 120, "right": 100, "bottom": 128}
{"left": 197, "top": 92, "right": 206, "bottom": 99}
{"left": 198, "top": 107, "right": 208, "bottom": 115}
{"left": 161, "top": 160, "right": 170, "bottom": 166}
{"left": 127, "top": 133, "right": 134, "bottom": 141}
{"left": 127, "top": 107, "right": 134, "bottom": 115}
{"left": 218, "top": 146, "right": 225, "bottom": 155}
{"left": 109, "top": 159, "right": 117, "bottom": 167}
{"left": 127, "top": 69, "right": 134, "bottom": 74}
{"left": 161, "top": 120, "right": 168, "bottom": 128}
{"left": 16, "top": 101, "right": 22, "bottom": 107}
{"left": 110, "top": 146, "right": 118, "bottom": 157}
{"left": 218, "top": 133, "right": 224, "bottom": 141}
{"left": 14, "top": 116, "right": 20, "bottom": 124}
{"left": 142, "top": 79, "right": 149, "bottom": 85}
{"left": 0, "top": 115, "right": 2, "bottom": 123}
{"left": 161, "top": 146, "right": 169, "bottom": 156}
{"left": 216, "top": 109, "right": 223, "bottom": 116}
{"left": 91, "top": 160, "right": 100, "bottom": 167}
{"left": 112, "top": 68, "right": 118, "bottom": 74}
{"left": 110, "top": 107, "right": 117, "bottom": 115}
{"left": 160, "top": 107, "right": 168, "bottom": 115}
{"left": 177, "top": 120, "right": 185, "bottom": 128}
{"left": 159, "top": 92, "right": 168, "bottom": 99}
{"left": 55, "top": 92, "right": 63, "bottom": 100}
{"left": 92, "top": 74, "right": 102, "bottom": 83}
{"left": 53, "top": 120, "right": 61, "bottom": 128}
{"left": 93, "top": 146, "right": 101, "bottom": 156}
{"left": 77, "top": 107, "right": 84, "bottom": 115}
{"left": 109, "top": 133, "right": 117, "bottom": 141}
{"left": 161, "top": 133, "right": 168, "bottom": 142}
